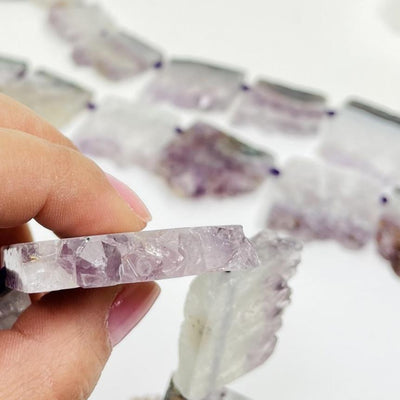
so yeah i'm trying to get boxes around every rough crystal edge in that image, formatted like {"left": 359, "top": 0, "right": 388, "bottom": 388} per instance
{"left": 3, "top": 226, "right": 259, "bottom": 293}
{"left": 0, "top": 289, "right": 31, "bottom": 330}
{"left": 348, "top": 99, "right": 400, "bottom": 125}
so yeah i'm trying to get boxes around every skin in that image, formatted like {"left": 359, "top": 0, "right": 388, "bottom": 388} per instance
{"left": 0, "top": 94, "right": 160, "bottom": 400}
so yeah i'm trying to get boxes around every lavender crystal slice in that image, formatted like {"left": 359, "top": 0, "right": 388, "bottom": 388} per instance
{"left": 173, "top": 230, "right": 301, "bottom": 400}
{"left": 74, "top": 97, "right": 179, "bottom": 170}
{"left": 158, "top": 122, "right": 275, "bottom": 197}
{"left": 3, "top": 226, "right": 259, "bottom": 293}
{"left": 318, "top": 99, "right": 400, "bottom": 184}
{"left": 231, "top": 79, "right": 326, "bottom": 135}
{"left": 49, "top": 3, "right": 116, "bottom": 42}
{"left": 164, "top": 379, "right": 251, "bottom": 400}
{"left": 2, "top": 69, "right": 92, "bottom": 127}
{"left": 72, "top": 31, "right": 163, "bottom": 80}
{"left": 266, "top": 157, "right": 382, "bottom": 249}
{"left": 143, "top": 59, "right": 245, "bottom": 110}
{"left": 376, "top": 187, "right": 400, "bottom": 275}
{"left": 0, "top": 290, "right": 31, "bottom": 330}
{"left": 0, "top": 56, "right": 27, "bottom": 88}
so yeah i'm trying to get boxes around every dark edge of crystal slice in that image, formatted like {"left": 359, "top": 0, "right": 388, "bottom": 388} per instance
{"left": 118, "top": 31, "right": 164, "bottom": 60}
{"left": 347, "top": 100, "right": 400, "bottom": 125}
{"left": 0, "top": 268, "right": 11, "bottom": 297}
{"left": 257, "top": 79, "right": 326, "bottom": 103}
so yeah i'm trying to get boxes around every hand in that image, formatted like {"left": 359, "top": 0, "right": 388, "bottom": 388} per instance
{"left": 0, "top": 94, "right": 160, "bottom": 400}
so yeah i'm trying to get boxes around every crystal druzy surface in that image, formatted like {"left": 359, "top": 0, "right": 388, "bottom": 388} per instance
{"left": 318, "top": 100, "right": 400, "bottom": 183}
{"left": 72, "top": 31, "right": 162, "bottom": 80}
{"left": 74, "top": 97, "right": 179, "bottom": 169}
{"left": 3, "top": 226, "right": 259, "bottom": 293}
{"left": 2, "top": 69, "right": 92, "bottom": 127}
{"left": 0, "top": 290, "right": 31, "bottom": 330}
{"left": 0, "top": 56, "right": 27, "bottom": 88}
{"left": 232, "top": 79, "right": 326, "bottom": 135}
{"left": 267, "top": 157, "right": 382, "bottom": 249}
{"left": 173, "top": 230, "right": 301, "bottom": 400}
{"left": 164, "top": 379, "right": 251, "bottom": 400}
{"left": 158, "top": 122, "right": 275, "bottom": 197}
{"left": 376, "top": 188, "right": 400, "bottom": 276}
{"left": 143, "top": 59, "right": 245, "bottom": 110}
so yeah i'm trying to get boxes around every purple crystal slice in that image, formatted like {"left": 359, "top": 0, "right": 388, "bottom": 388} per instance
{"left": 231, "top": 79, "right": 326, "bottom": 135}
{"left": 0, "top": 56, "right": 27, "bottom": 88}
{"left": 376, "top": 187, "right": 400, "bottom": 275}
{"left": 173, "top": 230, "right": 301, "bottom": 400}
{"left": 158, "top": 122, "right": 275, "bottom": 197}
{"left": 266, "top": 157, "right": 382, "bottom": 249}
{"left": 49, "top": 3, "right": 115, "bottom": 42}
{"left": 72, "top": 31, "right": 163, "bottom": 80}
{"left": 2, "top": 69, "right": 92, "bottom": 127}
{"left": 3, "top": 226, "right": 259, "bottom": 293}
{"left": 143, "top": 59, "right": 245, "bottom": 110}
{"left": 318, "top": 100, "right": 400, "bottom": 184}
{"left": 74, "top": 97, "right": 179, "bottom": 170}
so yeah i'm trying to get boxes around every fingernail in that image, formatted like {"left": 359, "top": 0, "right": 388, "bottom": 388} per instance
{"left": 108, "top": 282, "right": 160, "bottom": 347}
{"left": 106, "top": 173, "right": 152, "bottom": 223}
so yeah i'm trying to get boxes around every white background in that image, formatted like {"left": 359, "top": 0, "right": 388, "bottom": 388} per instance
{"left": 1, "top": 0, "right": 400, "bottom": 399}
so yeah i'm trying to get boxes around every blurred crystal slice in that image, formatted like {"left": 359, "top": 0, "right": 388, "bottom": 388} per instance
{"left": 72, "top": 31, "right": 163, "bottom": 80}
{"left": 172, "top": 230, "right": 301, "bottom": 400}
{"left": 318, "top": 100, "right": 400, "bottom": 184}
{"left": 49, "top": 3, "right": 116, "bottom": 42}
{"left": 3, "top": 226, "right": 259, "bottom": 293}
{"left": 74, "top": 97, "right": 179, "bottom": 169}
{"left": 158, "top": 122, "right": 275, "bottom": 197}
{"left": 143, "top": 59, "right": 245, "bottom": 110}
{"left": 164, "top": 379, "right": 251, "bottom": 400}
{"left": 231, "top": 79, "right": 326, "bottom": 135}
{"left": 267, "top": 157, "right": 382, "bottom": 249}
{"left": 376, "top": 188, "right": 400, "bottom": 275}
{"left": 0, "top": 56, "right": 27, "bottom": 88}
{"left": 0, "top": 290, "right": 31, "bottom": 330}
{"left": 2, "top": 69, "right": 92, "bottom": 127}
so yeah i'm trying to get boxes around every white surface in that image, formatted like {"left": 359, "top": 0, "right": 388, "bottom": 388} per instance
{"left": 0, "top": 1, "right": 400, "bottom": 399}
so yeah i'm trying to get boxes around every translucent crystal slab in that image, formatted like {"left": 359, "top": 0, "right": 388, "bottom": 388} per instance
{"left": 49, "top": 3, "right": 116, "bottom": 42}
{"left": 266, "top": 158, "right": 382, "bottom": 249}
{"left": 2, "top": 70, "right": 92, "bottom": 127}
{"left": 164, "top": 379, "right": 251, "bottom": 400}
{"left": 0, "top": 56, "right": 27, "bottom": 88}
{"left": 158, "top": 122, "right": 275, "bottom": 197}
{"left": 3, "top": 226, "right": 259, "bottom": 293}
{"left": 74, "top": 97, "right": 179, "bottom": 169}
{"left": 72, "top": 31, "right": 163, "bottom": 80}
{"left": 0, "top": 290, "right": 31, "bottom": 330}
{"left": 143, "top": 59, "right": 245, "bottom": 110}
{"left": 318, "top": 100, "right": 400, "bottom": 183}
{"left": 376, "top": 188, "right": 400, "bottom": 276}
{"left": 173, "top": 231, "right": 301, "bottom": 400}
{"left": 231, "top": 79, "right": 326, "bottom": 135}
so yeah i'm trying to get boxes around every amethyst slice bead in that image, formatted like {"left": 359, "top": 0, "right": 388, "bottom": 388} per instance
{"left": 231, "top": 79, "right": 326, "bottom": 135}
{"left": 3, "top": 226, "right": 259, "bottom": 293}
{"left": 143, "top": 59, "right": 245, "bottom": 110}
{"left": 158, "top": 122, "right": 275, "bottom": 197}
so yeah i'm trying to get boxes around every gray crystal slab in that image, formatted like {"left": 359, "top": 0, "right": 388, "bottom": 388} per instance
{"left": 173, "top": 230, "right": 301, "bottom": 400}
{"left": 158, "top": 122, "right": 275, "bottom": 197}
{"left": 3, "top": 226, "right": 259, "bottom": 293}
{"left": 143, "top": 59, "right": 245, "bottom": 111}
{"left": 164, "top": 379, "right": 250, "bottom": 400}
{"left": 0, "top": 56, "right": 27, "bottom": 88}
{"left": 2, "top": 69, "right": 92, "bottom": 127}
{"left": 231, "top": 79, "right": 326, "bottom": 135}
{"left": 49, "top": 3, "right": 116, "bottom": 42}
{"left": 0, "top": 290, "right": 31, "bottom": 330}
{"left": 318, "top": 99, "right": 400, "bottom": 184}
{"left": 72, "top": 31, "right": 163, "bottom": 80}
{"left": 376, "top": 187, "right": 400, "bottom": 276}
{"left": 74, "top": 97, "right": 179, "bottom": 170}
{"left": 266, "top": 157, "right": 382, "bottom": 249}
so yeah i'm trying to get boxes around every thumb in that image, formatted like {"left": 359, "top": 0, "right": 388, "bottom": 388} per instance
{"left": 0, "top": 282, "right": 160, "bottom": 400}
